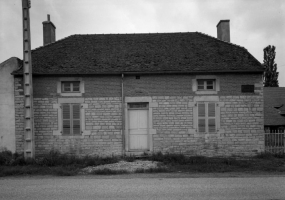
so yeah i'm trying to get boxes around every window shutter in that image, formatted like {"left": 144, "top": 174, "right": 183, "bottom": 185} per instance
{"left": 62, "top": 104, "right": 71, "bottom": 134}
{"left": 198, "top": 119, "right": 206, "bottom": 132}
{"left": 198, "top": 103, "right": 205, "bottom": 117}
{"left": 198, "top": 103, "right": 206, "bottom": 132}
{"left": 72, "top": 104, "right": 81, "bottom": 135}
{"left": 208, "top": 103, "right": 216, "bottom": 132}
{"left": 208, "top": 103, "right": 215, "bottom": 117}
{"left": 208, "top": 119, "right": 216, "bottom": 132}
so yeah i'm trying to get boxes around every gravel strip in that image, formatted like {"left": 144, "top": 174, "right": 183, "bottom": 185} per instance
{"left": 81, "top": 160, "right": 160, "bottom": 174}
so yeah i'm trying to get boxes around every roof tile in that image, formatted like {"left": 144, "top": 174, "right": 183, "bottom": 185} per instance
{"left": 13, "top": 32, "right": 263, "bottom": 75}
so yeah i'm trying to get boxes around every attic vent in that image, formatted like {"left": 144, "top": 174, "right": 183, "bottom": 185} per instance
{"left": 241, "top": 85, "right": 254, "bottom": 93}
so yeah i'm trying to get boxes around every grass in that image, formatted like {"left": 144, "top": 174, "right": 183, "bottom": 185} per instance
{"left": 135, "top": 167, "right": 169, "bottom": 173}
{"left": 0, "top": 150, "right": 284, "bottom": 176}
{"left": 90, "top": 168, "right": 129, "bottom": 175}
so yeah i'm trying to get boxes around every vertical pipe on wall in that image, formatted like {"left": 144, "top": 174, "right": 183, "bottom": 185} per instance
{"left": 22, "top": 0, "right": 35, "bottom": 159}
{"left": 121, "top": 74, "right": 125, "bottom": 156}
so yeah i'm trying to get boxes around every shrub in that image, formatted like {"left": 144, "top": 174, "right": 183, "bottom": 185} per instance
{"left": 0, "top": 150, "right": 13, "bottom": 165}
{"left": 135, "top": 167, "right": 169, "bottom": 173}
{"left": 255, "top": 152, "right": 276, "bottom": 159}
{"left": 91, "top": 168, "right": 128, "bottom": 175}
{"left": 53, "top": 166, "right": 79, "bottom": 176}
{"left": 123, "top": 155, "right": 136, "bottom": 162}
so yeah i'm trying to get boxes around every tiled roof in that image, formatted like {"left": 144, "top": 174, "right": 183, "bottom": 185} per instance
{"left": 13, "top": 32, "right": 263, "bottom": 75}
{"left": 264, "top": 87, "right": 285, "bottom": 126}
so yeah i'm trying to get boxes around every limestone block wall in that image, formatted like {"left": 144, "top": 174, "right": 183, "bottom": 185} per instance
{"left": 151, "top": 94, "right": 264, "bottom": 157}
{"left": 14, "top": 78, "right": 24, "bottom": 153}
{"left": 152, "top": 96, "right": 194, "bottom": 154}
{"left": 14, "top": 74, "right": 264, "bottom": 157}
{"left": 15, "top": 95, "right": 123, "bottom": 156}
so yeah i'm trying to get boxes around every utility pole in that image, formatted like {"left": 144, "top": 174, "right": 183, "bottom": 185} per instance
{"left": 22, "top": 0, "right": 35, "bottom": 159}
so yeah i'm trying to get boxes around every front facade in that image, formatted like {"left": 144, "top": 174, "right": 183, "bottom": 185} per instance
{"left": 13, "top": 73, "right": 264, "bottom": 157}
{"left": 11, "top": 20, "right": 265, "bottom": 157}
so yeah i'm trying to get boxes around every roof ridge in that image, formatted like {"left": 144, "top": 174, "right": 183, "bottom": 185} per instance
{"left": 195, "top": 31, "right": 247, "bottom": 50}
{"left": 71, "top": 32, "right": 196, "bottom": 36}
{"left": 0, "top": 57, "right": 21, "bottom": 65}
{"left": 195, "top": 32, "right": 263, "bottom": 67}
{"left": 32, "top": 35, "right": 75, "bottom": 52}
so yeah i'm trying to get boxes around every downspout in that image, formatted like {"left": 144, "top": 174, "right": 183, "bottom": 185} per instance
{"left": 121, "top": 74, "right": 125, "bottom": 156}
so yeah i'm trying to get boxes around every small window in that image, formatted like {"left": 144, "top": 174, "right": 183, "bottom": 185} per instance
{"left": 128, "top": 103, "right": 148, "bottom": 109}
{"left": 62, "top": 103, "right": 81, "bottom": 135}
{"left": 241, "top": 85, "right": 254, "bottom": 93}
{"left": 62, "top": 81, "right": 80, "bottom": 93}
{"left": 197, "top": 79, "right": 215, "bottom": 91}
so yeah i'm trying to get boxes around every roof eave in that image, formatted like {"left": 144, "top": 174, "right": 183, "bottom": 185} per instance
{"left": 12, "top": 70, "right": 264, "bottom": 76}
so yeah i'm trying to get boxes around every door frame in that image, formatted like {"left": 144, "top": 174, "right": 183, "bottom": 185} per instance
{"left": 124, "top": 97, "right": 157, "bottom": 153}
{"left": 128, "top": 103, "right": 149, "bottom": 151}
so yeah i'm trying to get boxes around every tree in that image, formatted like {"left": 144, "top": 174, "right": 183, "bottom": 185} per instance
{"left": 263, "top": 45, "right": 279, "bottom": 87}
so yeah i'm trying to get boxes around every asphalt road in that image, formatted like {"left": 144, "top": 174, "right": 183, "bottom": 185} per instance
{"left": 0, "top": 174, "right": 285, "bottom": 200}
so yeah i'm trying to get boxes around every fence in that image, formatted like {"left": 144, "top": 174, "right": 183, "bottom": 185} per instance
{"left": 264, "top": 129, "right": 285, "bottom": 154}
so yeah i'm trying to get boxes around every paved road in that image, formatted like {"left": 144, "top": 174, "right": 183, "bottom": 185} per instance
{"left": 0, "top": 174, "right": 285, "bottom": 200}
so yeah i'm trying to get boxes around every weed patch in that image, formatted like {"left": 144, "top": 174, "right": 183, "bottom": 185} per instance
{"left": 135, "top": 167, "right": 169, "bottom": 173}
{"left": 53, "top": 166, "right": 79, "bottom": 176}
{"left": 91, "top": 168, "right": 129, "bottom": 175}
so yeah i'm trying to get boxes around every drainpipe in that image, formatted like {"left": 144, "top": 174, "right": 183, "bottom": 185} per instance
{"left": 121, "top": 74, "right": 125, "bottom": 156}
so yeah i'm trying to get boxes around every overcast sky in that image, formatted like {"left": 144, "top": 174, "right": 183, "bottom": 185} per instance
{"left": 0, "top": 0, "right": 284, "bottom": 86}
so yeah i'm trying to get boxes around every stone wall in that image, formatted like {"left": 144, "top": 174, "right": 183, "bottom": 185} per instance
{"left": 0, "top": 57, "right": 20, "bottom": 152}
{"left": 14, "top": 73, "right": 264, "bottom": 157}
{"left": 14, "top": 77, "right": 24, "bottom": 153}
{"left": 152, "top": 95, "right": 264, "bottom": 156}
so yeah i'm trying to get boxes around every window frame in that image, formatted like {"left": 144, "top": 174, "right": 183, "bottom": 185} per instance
{"left": 53, "top": 98, "right": 90, "bottom": 136}
{"left": 57, "top": 78, "right": 85, "bottom": 97}
{"left": 192, "top": 76, "right": 220, "bottom": 95}
{"left": 128, "top": 102, "right": 149, "bottom": 110}
{"left": 62, "top": 81, "right": 81, "bottom": 93}
{"left": 62, "top": 103, "right": 81, "bottom": 135}
{"left": 197, "top": 102, "right": 216, "bottom": 133}
{"left": 197, "top": 79, "right": 216, "bottom": 91}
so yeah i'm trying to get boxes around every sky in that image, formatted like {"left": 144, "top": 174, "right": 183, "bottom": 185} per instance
{"left": 0, "top": 0, "right": 284, "bottom": 86}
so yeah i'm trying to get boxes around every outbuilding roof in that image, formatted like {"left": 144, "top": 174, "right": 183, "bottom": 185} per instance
{"left": 13, "top": 32, "right": 263, "bottom": 75}
{"left": 264, "top": 87, "right": 285, "bottom": 126}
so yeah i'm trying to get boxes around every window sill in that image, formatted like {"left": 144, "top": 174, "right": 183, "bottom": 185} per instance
{"left": 60, "top": 93, "right": 82, "bottom": 97}
{"left": 195, "top": 91, "right": 218, "bottom": 95}
{"left": 58, "top": 135, "right": 85, "bottom": 139}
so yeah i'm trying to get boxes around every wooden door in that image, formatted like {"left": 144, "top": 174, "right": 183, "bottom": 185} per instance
{"left": 128, "top": 109, "right": 148, "bottom": 150}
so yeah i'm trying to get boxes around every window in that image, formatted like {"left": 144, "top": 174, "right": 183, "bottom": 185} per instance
{"left": 197, "top": 79, "right": 215, "bottom": 90}
{"left": 198, "top": 102, "right": 216, "bottom": 133}
{"left": 62, "top": 81, "right": 80, "bottom": 93}
{"left": 241, "top": 85, "right": 254, "bottom": 93}
{"left": 62, "top": 103, "right": 81, "bottom": 135}
{"left": 128, "top": 103, "right": 148, "bottom": 109}
{"left": 192, "top": 76, "right": 219, "bottom": 94}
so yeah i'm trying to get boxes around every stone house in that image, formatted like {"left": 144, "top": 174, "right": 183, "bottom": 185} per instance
{"left": 4, "top": 19, "right": 265, "bottom": 157}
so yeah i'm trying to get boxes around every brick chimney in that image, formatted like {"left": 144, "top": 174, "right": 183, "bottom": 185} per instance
{"left": 216, "top": 20, "right": 230, "bottom": 42}
{"left": 42, "top": 14, "right": 56, "bottom": 45}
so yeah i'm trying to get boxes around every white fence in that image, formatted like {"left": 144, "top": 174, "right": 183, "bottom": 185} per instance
{"left": 264, "top": 130, "right": 285, "bottom": 154}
